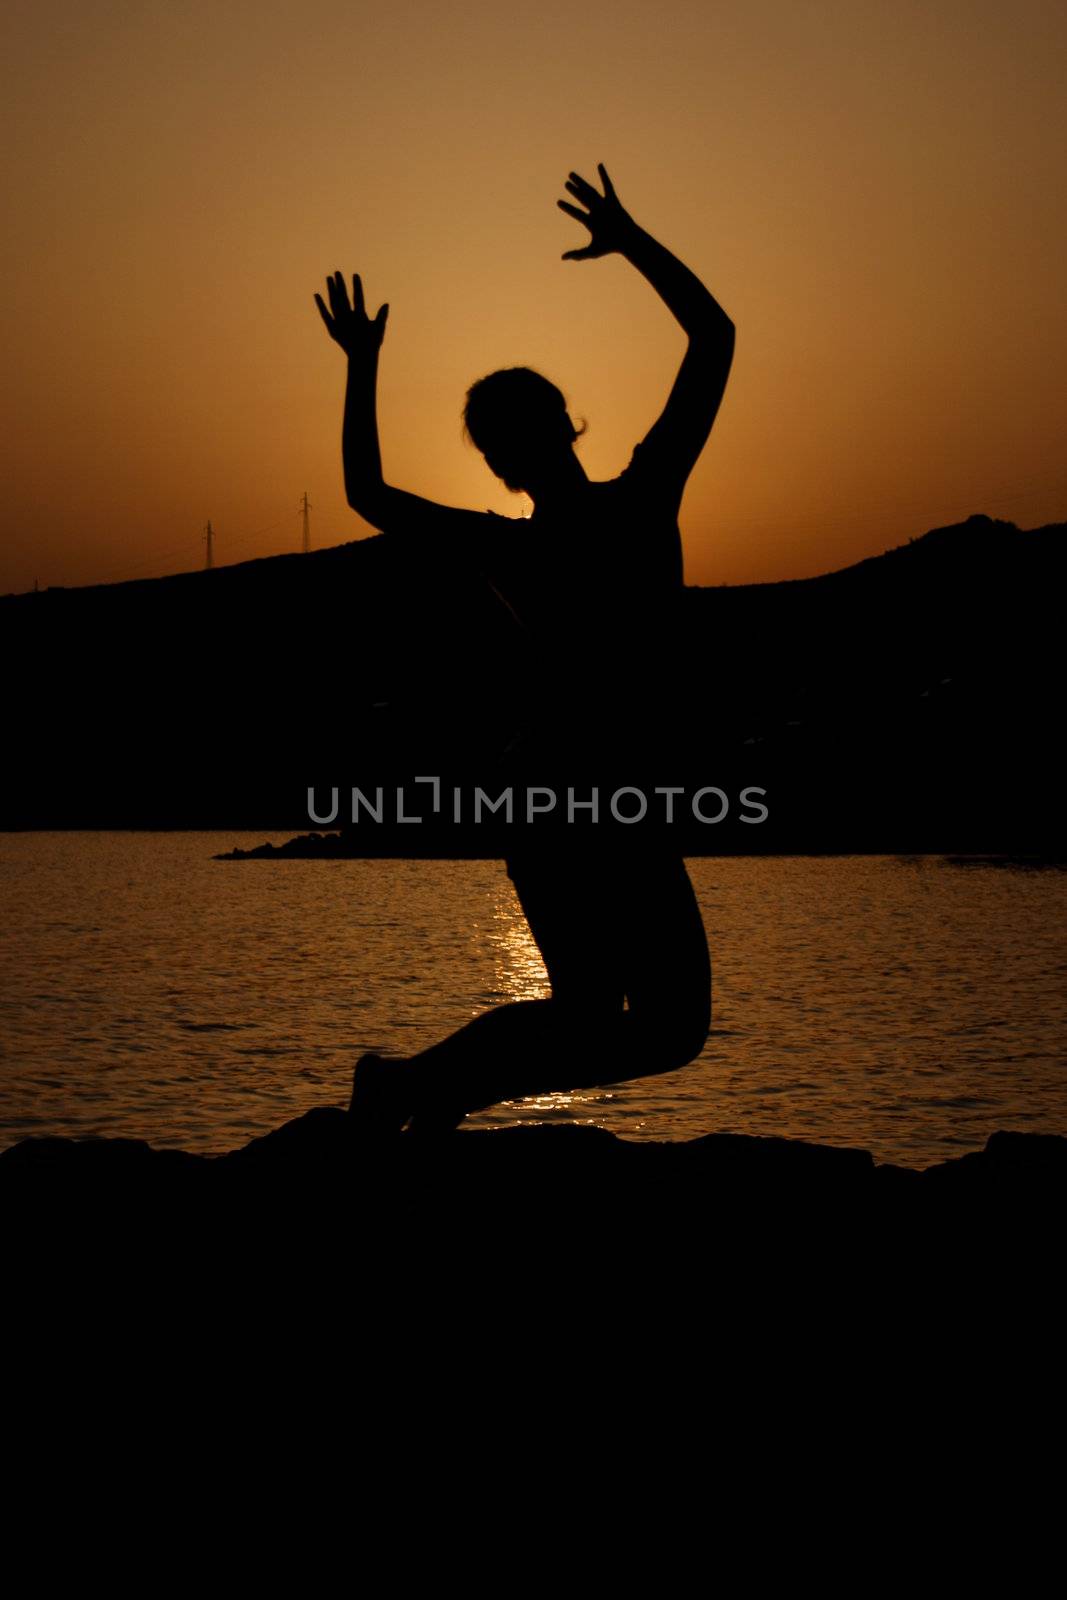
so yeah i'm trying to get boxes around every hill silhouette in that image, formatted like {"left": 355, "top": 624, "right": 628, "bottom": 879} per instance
{"left": 3, "top": 513, "right": 1063, "bottom": 848}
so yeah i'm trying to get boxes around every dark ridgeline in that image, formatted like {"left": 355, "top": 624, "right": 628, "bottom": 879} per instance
{"left": 2, "top": 512, "right": 1063, "bottom": 851}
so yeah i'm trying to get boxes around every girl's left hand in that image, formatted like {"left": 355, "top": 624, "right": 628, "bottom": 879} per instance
{"left": 314, "top": 271, "right": 389, "bottom": 359}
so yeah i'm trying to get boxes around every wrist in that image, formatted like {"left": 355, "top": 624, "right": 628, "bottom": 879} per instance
{"left": 618, "top": 218, "right": 653, "bottom": 259}
{"left": 346, "top": 349, "right": 382, "bottom": 383}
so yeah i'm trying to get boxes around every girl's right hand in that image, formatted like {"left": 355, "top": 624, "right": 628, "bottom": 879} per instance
{"left": 558, "top": 164, "right": 637, "bottom": 260}
{"left": 314, "top": 272, "right": 389, "bottom": 358}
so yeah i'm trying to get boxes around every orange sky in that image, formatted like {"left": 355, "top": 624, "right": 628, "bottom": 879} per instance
{"left": 2, "top": 0, "right": 1065, "bottom": 595}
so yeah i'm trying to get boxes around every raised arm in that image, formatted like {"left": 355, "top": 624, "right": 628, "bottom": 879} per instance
{"left": 314, "top": 271, "right": 481, "bottom": 539}
{"left": 558, "top": 165, "right": 735, "bottom": 493}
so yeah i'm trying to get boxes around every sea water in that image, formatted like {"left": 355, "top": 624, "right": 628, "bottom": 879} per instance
{"left": 1, "top": 834, "right": 1065, "bottom": 1167}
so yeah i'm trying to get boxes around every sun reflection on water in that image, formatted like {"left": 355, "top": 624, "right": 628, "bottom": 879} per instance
{"left": 485, "top": 878, "right": 550, "bottom": 1005}
{"left": 471, "top": 876, "right": 580, "bottom": 1122}
{"left": 459, "top": 874, "right": 616, "bottom": 1128}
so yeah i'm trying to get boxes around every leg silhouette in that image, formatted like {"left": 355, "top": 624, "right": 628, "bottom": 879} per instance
{"left": 351, "top": 851, "right": 710, "bottom": 1133}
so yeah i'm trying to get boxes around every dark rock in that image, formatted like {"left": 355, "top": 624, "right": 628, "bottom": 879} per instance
{"left": 5, "top": 1120, "right": 1064, "bottom": 1319}
{"left": 4, "top": 1114, "right": 1063, "bottom": 1211}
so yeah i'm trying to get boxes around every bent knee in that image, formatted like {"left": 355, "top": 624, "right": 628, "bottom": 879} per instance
{"left": 665, "top": 1015, "right": 710, "bottom": 1069}
{"left": 635, "top": 994, "right": 710, "bottom": 1071}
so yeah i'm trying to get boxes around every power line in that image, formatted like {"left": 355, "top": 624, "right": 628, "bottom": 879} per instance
{"left": 212, "top": 511, "right": 302, "bottom": 559}
{"left": 93, "top": 537, "right": 205, "bottom": 586}
{"left": 87, "top": 506, "right": 308, "bottom": 587}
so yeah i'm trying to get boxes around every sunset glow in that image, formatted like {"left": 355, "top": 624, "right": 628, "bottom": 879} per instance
{"left": 2, "top": 0, "right": 1064, "bottom": 596}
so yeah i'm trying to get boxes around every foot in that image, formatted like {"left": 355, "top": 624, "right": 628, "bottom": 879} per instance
{"left": 405, "top": 1103, "right": 467, "bottom": 1137}
{"left": 405, "top": 1081, "right": 468, "bottom": 1137}
{"left": 349, "top": 1052, "right": 416, "bottom": 1135}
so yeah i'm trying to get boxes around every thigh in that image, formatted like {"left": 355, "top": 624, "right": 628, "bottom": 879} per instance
{"left": 615, "top": 854, "right": 711, "bottom": 1022}
{"left": 506, "top": 853, "right": 626, "bottom": 1009}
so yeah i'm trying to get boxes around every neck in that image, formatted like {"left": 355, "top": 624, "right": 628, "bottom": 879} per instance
{"left": 527, "top": 451, "right": 589, "bottom": 514}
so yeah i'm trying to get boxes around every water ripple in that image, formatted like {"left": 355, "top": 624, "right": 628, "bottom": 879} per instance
{"left": 1, "top": 837, "right": 1066, "bottom": 1166}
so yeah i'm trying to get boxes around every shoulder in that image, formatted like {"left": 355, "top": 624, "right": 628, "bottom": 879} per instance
{"left": 587, "top": 448, "right": 683, "bottom": 571}
{"left": 465, "top": 507, "right": 524, "bottom": 568}
{"left": 615, "top": 439, "right": 657, "bottom": 485}
{"left": 480, "top": 508, "right": 521, "bottom": 540}
{"left": 613, "top": 438, "right": 685, "bottom": 515}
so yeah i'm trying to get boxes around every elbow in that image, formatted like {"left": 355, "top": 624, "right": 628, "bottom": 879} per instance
{"left": 700, "top": 308, "right": 734, "bottom": 344}
{"left": 687, "top": 320, "right": 735, "bottom": 373}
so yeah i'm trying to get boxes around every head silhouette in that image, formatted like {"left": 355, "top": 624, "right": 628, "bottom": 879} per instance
{"left": 463, "top": 367, "right": 584, "bottom": 494}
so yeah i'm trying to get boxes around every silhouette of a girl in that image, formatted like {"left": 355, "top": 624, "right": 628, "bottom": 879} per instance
{"left": 315, "top": 164, "right": 735, "bottom": 1133}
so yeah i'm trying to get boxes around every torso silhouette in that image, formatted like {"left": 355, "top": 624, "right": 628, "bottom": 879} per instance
{"left": 465, "top": 438, "right": 686, "bottom": 779}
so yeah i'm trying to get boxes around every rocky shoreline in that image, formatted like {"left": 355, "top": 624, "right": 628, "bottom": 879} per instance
{"left": 4, "top": 1111, "right": 1064, "bottom": 1207}
{"left": 7, "top": 1118, "right": 1065, "bottom": 1311}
